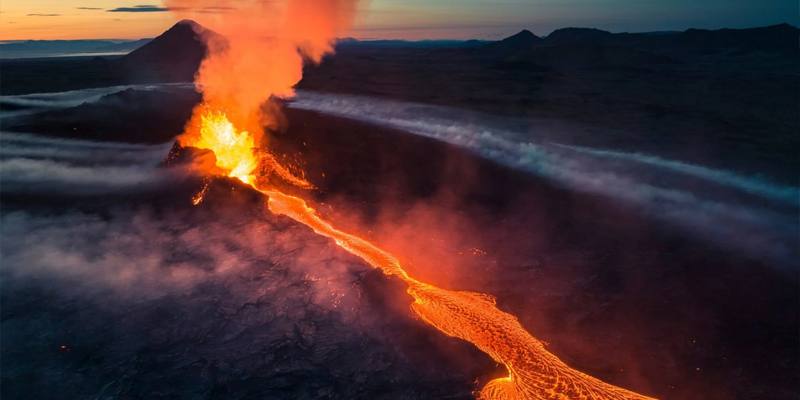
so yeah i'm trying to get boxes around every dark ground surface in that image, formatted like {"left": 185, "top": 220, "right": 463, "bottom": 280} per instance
{"left": 1, "top": 88, "right": 797, "bottom": 398}
{"left": 272, "top": 107, "right": 800, "bottom": 400}
{"left": 1, "top": 177, "right": 497, "bottom": 400}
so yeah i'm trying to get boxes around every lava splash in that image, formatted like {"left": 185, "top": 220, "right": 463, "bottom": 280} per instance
{"left": 186, "top": 110, "right": 656, "bottom": 400}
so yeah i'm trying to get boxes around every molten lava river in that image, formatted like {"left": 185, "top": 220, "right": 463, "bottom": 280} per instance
{"left": 184, "top": 110, "right": 655, "bottom": 400}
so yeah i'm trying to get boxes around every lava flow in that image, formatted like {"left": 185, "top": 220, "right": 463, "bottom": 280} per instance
{"left": 183, "top": 110, "right": 656, "bottom": 400}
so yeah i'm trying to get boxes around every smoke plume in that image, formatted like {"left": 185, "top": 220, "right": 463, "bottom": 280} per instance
{"left": 165, "top": 0, "right": 359, "bottom": 146}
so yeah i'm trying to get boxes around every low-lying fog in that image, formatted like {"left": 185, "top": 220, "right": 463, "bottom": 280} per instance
{"left": 3, "top": 84, "right": 796, "bottom": 267}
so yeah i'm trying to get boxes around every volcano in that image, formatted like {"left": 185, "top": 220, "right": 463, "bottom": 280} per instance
{"left": 120, "top": 19, "right": 214, "bottom": 83}
{"left": 489, "top": 29, "right": 542, "bottom": 50}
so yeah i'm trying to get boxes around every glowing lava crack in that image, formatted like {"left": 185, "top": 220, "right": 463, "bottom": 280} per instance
{"left": 186, "top": 110, "right": 656, "bottom": 400}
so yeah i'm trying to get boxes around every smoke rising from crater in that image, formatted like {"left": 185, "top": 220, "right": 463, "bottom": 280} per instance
{"left": 165, "top": 0, "right": 359, "bottom": 145}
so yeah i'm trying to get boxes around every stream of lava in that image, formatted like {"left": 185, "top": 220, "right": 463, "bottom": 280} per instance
{"left": 185, "top": 110, "right": 656, "bottom": 400}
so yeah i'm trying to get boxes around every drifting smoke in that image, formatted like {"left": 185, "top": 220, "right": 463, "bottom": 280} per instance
{"left": 0, "top": 132, "right": 178, "bottom": 194}
{"left": 0, "top": 133, "right": 380, "bottom": 337}
{"left": 165, "top": 0, "right": 359, "bottom": 146}
{"left": 0, "top": 204, "right": 362, "bottom": 306}
{"left": 0, "top": 83, "right": 193, "bottom": 119}
{"left": 290, "top": 91, "right": 800, "bottom": 267}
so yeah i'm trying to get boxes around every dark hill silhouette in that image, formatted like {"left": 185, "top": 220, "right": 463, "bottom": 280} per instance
{"left": 474, "top": 23, "right": 798, "bottom": 66}
{"left": 608, "top": 23, "right": 798, "bottom": 54}
{"left": 488, "top": 29, "right": 542, "bottom": 51}
{"left": 1, "top": 21, "right": 796, "bottom": 95}
{"left": 545, "top": 27, "right": 613, "bottom": 44}
{"left": 120, "top": 20, "right": 214, "bottom": 82}
{"left": 673, "top": 23, "right": 799, "bottom": 53}
{"left": 489, "top": 23, "right": 799, "bottom": 55}
{"left": 486, "top": 27, "right": 671, "bottom": 67}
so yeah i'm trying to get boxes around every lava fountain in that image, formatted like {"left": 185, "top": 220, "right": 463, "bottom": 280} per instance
{"left": 167, "top": 1, "right": 656, "bottom": 398}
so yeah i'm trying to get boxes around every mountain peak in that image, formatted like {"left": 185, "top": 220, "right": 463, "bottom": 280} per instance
{"left": 492, "top": 29, "right": 541, "bottom": 49}
{"left": 506, "top": 29, "right": 538, "bottom": 41}
{"left": 165, "top": 19, "right": 204, "bottom": 34}
{"left": 173, "top": 19, "right": 205, "bottom": 32}
{"left": 121, "top": 20, "right": 211, "bottom": 82}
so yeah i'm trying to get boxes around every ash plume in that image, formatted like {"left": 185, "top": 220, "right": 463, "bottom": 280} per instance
{"left": 165, "top": 0, "right": 360, "bottom": 146}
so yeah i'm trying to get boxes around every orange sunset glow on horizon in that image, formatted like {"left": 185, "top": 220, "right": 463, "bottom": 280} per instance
{"left": 2, "top": 0, "right": 794, "bottom": 41}
{"left": 2, "top": 0, "right": 515, "bottom": 41}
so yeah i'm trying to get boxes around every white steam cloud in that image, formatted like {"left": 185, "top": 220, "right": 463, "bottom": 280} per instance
{"left": 0, "top": 83, "right": 194, "bottom": 119}
{"left": 290, "top": 91, "right": 799, "bottom": 267}
{"left": 0, "top": 207, "right": 365, "bottom": 309}
{"left": 0, "top": 132, "right": 177, "bottom": 194}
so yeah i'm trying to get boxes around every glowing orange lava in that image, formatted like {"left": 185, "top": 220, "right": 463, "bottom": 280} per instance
{"left": 191, "top": 180, "right": 210, "bottom": 206}
{"left": 190, "top": 110, "right": 656, "bottom": 400}
{"left": 180, "top": 106, "right": 313, "bottom": 190}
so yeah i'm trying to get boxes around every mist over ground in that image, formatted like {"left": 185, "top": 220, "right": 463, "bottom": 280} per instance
{"left": 291, "top": 91, "right": 798, "bottom": 268}
{"left": 4, "top": 85, "right": 796, "bottom": 268}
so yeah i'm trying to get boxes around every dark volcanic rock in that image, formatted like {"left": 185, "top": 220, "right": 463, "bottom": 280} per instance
{"left": 0, "top": 177, "right": 494, "bottom": 400}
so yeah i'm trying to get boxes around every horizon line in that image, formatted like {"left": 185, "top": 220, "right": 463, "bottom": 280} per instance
{"left": 1, "top": 20, "right": 795, "bottom": 43}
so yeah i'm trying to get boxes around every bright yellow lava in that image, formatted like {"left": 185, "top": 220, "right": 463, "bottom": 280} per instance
{"left": 194, "top": 111, "right": 258, "bottom": 185}
{"left": 190, "top": 110, "right": 657, "bottom": 400}
{"left": 182, "top": 108, "right": 314, "bottom": 191}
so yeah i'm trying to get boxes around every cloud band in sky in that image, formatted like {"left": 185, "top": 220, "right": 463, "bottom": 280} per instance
{"left": 107, "top": 5, "right": 170, "bottom": 13}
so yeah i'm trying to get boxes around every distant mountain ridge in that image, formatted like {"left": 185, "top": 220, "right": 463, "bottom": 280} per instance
{"left": 489, "top": 29, "right": 542, "bottom": 50}
{"left": 4, "top": 21, "right": 794, "bottom": 63}
{"left": 0, "top": 39, "right": 151, "bottom": 59}
{"left": 108, "top": 20, "right": 798, "bottom": 87}
{"left": 545, "top": 28, "right": 612, "bottom": 45}
{"left": 1, "top": 20, "right": 796, "bottom": 94}
{"left": 493, "top": 23, "right": 799, "bottom": 53}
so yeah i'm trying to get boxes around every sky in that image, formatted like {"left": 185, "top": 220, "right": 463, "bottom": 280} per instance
{"left": 0, "top": 0, "right": 797, "bottom": 41}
